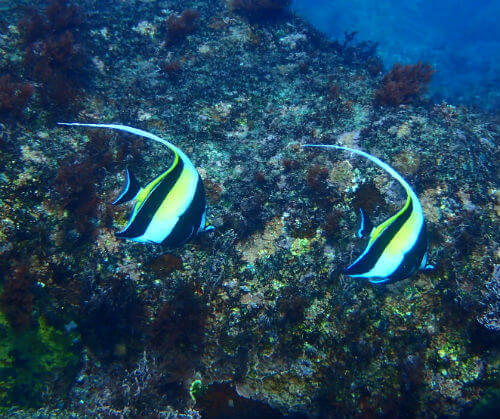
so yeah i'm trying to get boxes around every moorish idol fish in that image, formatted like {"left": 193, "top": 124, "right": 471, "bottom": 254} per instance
{"left": 58, "top": 122, "right": 214, "bottom": 246}
{"left": 303, "top": 144, "right": 432, "bottom": 283}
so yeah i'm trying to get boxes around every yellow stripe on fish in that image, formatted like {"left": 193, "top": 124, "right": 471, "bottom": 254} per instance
{"left": 58, "top": 122, "right": 214, "bottom": 246}
{"left": 303, "top": 144, "right": 431, "bottom": 283}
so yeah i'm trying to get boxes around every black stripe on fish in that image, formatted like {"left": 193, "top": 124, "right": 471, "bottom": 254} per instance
{"left": 161, "top": 176, "right": 207, "bottom": 247}
{"left": 116, "top": 157, "right": 184, "bottom": 239}
{"left": 377, "top": 222, "right": 428, "bottom": 283}
{"left": 344, "top": 198, "right": 414, "bottom": 276}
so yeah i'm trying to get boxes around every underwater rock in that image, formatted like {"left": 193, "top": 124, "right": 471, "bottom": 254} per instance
{"left": 20, "top": 0, "right": 88, "bottom": 111}
{"left": 0, "top": 0, "right": 498, "bottom": 416}
{"left": 165, "top": 9, "right": 200, "bottom": 44}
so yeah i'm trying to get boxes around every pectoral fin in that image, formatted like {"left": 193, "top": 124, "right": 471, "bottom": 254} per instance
{"left": 202, "top": 220, "right": 215, "bottom": 232}
{"left": 357, "top": 207, "right": 373, "bottom": 238}
{"left": 113, "top": 168, "right": 141, "bottom": 205}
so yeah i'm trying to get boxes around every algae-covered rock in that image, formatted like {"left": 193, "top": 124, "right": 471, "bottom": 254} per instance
{"left": 0, "top": 312, "right": 80, "bottom": 410}
{"left": 0, "top": 0, "right": 498, "bottom": 417}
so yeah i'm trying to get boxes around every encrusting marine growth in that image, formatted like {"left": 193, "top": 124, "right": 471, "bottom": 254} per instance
{"left": 0, "top": 0, "right": 497, "bottom": 416}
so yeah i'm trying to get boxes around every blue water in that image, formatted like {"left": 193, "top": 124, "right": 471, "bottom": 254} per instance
{"left": 292, "top": 0, "right": 500, "bottom": 110}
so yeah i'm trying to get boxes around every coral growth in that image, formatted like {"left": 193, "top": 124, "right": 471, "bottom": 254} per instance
{"left": 478, "top": 265, "right": 500, "bottom": 332}
{"left": 306, "top": 164, "right": 328, "bottom": 192}
{"left": 275, "top": 287, "right": 310, "bottom": 356}
{"left": 0, "top": 265, "right": 34, "bottom": 330}
{"left": 375, "top": 62, "right": 435, "bottom": 106}
{"left": 45, "top": 0, "right": 82, "bottom": 32}
{"left": 323, "top": 210, "right": 342, "bottom": 239}
{"left": 327, "top": 84, "right": 340, "bottom": 100}
{"left": 196, "top": 383, "right": 294, "bottom": 418}
{"left": 54, "top": 130, "right": 117, "bottom": 240}
{"left": 204, "top": 178, "right": 223, "bottom": 203}
{"left": 367, "top": 57, "right": 383, "bottom": 76}
{"left": 19, "top": 0, "right": 82, "bottom": 43}
{"left": 283, "top": 158, "right": 299, "bottom": 173}
{"left": 0, "top": 75, "right": 33, "bottom": 116}
{"left": 148, "top": 254, "right": 184, "bottom": 276}
{"left": 165, "top": 9, "right": 200, "bottom": 44}
{"left": 20, "top": 0, "right": 86, "bottom": 110}
{"left": 254, "top": 170, "right": 266, "bottom": 185}
{"left": 0, "top": 0, "right": 498, "bottom": 416}
{"left": 149, "top": 282, "right": 207, "bottom": 380}
{"left": 79, "top": 275, "right": 146, "bottom": 360}
{"left": 227, "top": 194, "right": 266, "bottom": 238}
{"left": 162, "top": 60, "right": 182, "bottom": 77}
{"left": 277, "top": 288, "right": 308, "bottom": 326}
{"left": 351, "top": 182, "right": 385, "bottom": 211}
{"left": 54, "top": 126, "right": 145, "bottom": 242}
{"left": 55, "top": 159, "right": 99, "bottom": 238}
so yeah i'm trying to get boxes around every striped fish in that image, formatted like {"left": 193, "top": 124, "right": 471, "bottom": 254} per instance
{"left": 58, "top": 123, "right": 214, "bottom": 246}
{"left": 303, "top": 144, "right": 431, "bottom": 283}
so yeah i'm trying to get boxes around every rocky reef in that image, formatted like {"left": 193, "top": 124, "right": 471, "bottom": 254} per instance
{"left": 0, "top": 0, "right": 498, "bottom": 417}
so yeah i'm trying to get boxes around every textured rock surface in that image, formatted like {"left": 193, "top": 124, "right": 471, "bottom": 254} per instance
{"left": 0, "top": 0, "right": 498, "bottom": 417}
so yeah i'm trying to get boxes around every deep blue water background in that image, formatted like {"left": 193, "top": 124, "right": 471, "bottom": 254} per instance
{"left": 292, "top": 0, "right": 500, "bottom": 111}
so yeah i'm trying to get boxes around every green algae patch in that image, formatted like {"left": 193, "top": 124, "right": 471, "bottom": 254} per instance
{"left": 290, "top": 237, "right": 311, "bottom": 256}
{"left": 432, "top": 331, "right": 483, "bottom": 384}
{"left": 190, "top": 379, "right": 205, "bottom": 402}
{"left": 0, "top": 312, "right": 80, "bottom": 409}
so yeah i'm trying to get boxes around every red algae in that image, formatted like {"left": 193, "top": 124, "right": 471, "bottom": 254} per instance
{"left": 0, "top": 265, "right": 34, "bottom": 330}
{"left": 375, "top": 62, "right": 435, "bottom": 106}
{"left": 0, "top": 75, "right": 33, "bottom": 115}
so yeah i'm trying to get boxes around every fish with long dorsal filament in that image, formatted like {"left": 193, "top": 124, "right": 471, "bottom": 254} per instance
{"left": 58, "top": 123, "right": 214, "bottom": 246}
{"left": 303, "top": 144, "right": 432, "bottom": 283}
